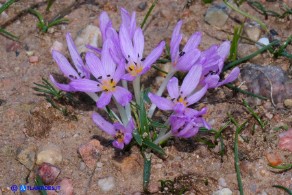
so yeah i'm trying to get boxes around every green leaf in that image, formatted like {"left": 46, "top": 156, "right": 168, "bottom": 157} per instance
{"left": 149, "top": 119, "right": 168, "bottom": 129}
{"left": 269, "top": 164, "right": 292, "bottom": 171}
{"left": 139, "top": 90, "right": 149, "bottom": 136}
{"left": 272, "top": 185, "right": 292, "bottom": 194}
{"left": 0, "top": 0, "right": 15, "bottom": 14}
{"left": 140, "top": 0, "right": 158, "bottom": 29}
{"left": 228, "top": 25, "right": 243, "bottom": 61}
{"left": 143, "top": 140, "right": 165, "bottom": 155}
{"left": 143, "top": 154, "right": 152, "bottom": 191}
{"left": 0, "top": 28, "right": 18, "bottom": 41}
{"left": 35, "top": 175, "right": 48, "bottom": 195}
{"left": 133, "top": 129, "right": 142, "bottom": 146}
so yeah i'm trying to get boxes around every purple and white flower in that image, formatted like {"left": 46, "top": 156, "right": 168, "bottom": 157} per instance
{"left": 148, "top": 65, "right": 208, "bottom": 112}
{"left": 170, "top": 20, "right": 201, "bottom": 72}
{"left": 170, "top": 107, "right": 210, "bottom": 138}
{"left": 69, "top": 39, "right": 132, "bottom": 108}
{"left": 119, "top": 25, "right": 165, "bottom": 81}
{"left": 92, "top": 112, "right": 134, "bottom": 149}
{"left": 50, "top": 33, "right": 89, "bottom": 92}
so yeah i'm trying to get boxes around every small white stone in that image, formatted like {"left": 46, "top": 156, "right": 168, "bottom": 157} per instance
{"left": 98, "top": 176, "right": 115, "bottom": 192}
{"left": 212, "top": 188, "right": 232, "bottom": 195}
{"left": 50, "top": 41, "right": 64, "bottom": 53}
{"left": 75, "top": 25, "right": 101, "bottom": 54}
{"left": 218, "top": 178, "right": 227, "bottom": 187}
{"left": 96, "top": 162, "right": 103, "bottom": 168}
{"left": 36, "top": 144, "right": 62, "bottom": 165}
{"left": 256, "top": 37, "right": 270, "bottom": 49}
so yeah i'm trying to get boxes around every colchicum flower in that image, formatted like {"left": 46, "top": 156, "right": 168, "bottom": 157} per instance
{"left": 148, "top": 65, "right": 208, "bottom": 112}
{"left": 199, "top": 41, "right": 240, "bottom": 88}
{"left": 69, "top": 39, "right": 132, "bottom": 108}
{"left": 170, "top": 107, "right": 210, "bottom": 138}
{"left": 50, "top": 33, "right": 89, "bottom": 92}
{"left": 92, "top": 112, "right": 134, "bottom": 149}
{"left": 170, "top": 20, "right": 201, "bottom": 72}
{"left": 119, "top": 24, "right": 165, "bottom": 81}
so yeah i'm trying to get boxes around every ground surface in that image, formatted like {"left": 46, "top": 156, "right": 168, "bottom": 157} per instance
{"left": 0, "top": 0, "right": 291, "bottom": 194}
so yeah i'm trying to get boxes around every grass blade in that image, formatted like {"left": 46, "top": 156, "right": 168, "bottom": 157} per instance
{"left": 0, "top": 0, "right": 15, "bottom": 14}
{"left": 35, "top": 175, "right": 48, "bottom": 195}
{"left": 133, "top": 129, "right": 143, "bottom": 146}
{"left": 140, "top": 0, "right": 158, "bottom": 29}
{"left": 229, "top": 25, "right": 243, "bottom": 61}
{"left": 143, "top": 153, "right": 152, "bottom": 191}
{"left": 269, "top": 164, "right": 292, "bottom": 171}
{"left": 243, "top": 99, "right": 266, "bottom": 129}
{"left": 272, "top": 185, "right": 292, "bottom": 195}
{"left": 143, "top": 140, "right": 165, "bottom": 155}
{"left": 225, "top": 84, "right": 268, "bottom": 100}
{"left": 0, "top": 28, "right": 19, "bottom": 41}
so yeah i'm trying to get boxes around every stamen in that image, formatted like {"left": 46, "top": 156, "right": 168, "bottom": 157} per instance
{"left": 129, "top": 67, "right": 133, "bottom": 71}
{"left": 128, "top": 55, "right": 130, "bottom": 58}
{"left": 125, "top": 59, "right": 129, "bottom": 64}
{"left": 134, "top": 62, "right": 137, "bottom": 65}
{"left": 107, "top": 74, "right": 110, "bottom": 77}
{"left": 141, "top": 57, "right": 145, "bottom": 61}
{"left": 97, "top": 76, "right": 102, "bottom": 79}
{"left": 179, "top": 51, "right": 186, "bottom": 57}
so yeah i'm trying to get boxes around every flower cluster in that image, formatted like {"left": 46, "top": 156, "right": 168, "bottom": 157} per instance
{"left": 50, "top": 8, "right": 239, "bottom": 149}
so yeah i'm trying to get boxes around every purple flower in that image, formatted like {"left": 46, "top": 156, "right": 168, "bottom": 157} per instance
{"left": 50, "top": 33, "right": 89, "bottom": 92}
{"left": 170, "top": 107, "right": 210, "bottom": 138}
{"left": 148, "top": 65, "right": 208, "bottom": 112}
{"left": 69, "top": 39, "right": 132, "bottom": 108}
{"left": 92, "top": 112, "right": 134, "bottom": 149}
{"left": 119, "top": 25, "right": 165, "bottom": 81}
{"left": 120, "top": 8, "right": 137, "bottom": 39}
{"left": 170, "top": 20, "right": 201, "bottom": 72}
{"left": 199, "top": 41, "right": 240, "bottom": 88}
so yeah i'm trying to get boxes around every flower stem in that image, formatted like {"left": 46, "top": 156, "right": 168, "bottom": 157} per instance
{"left": 86, "top": 92, "right": 99, "bottom": 102}
{"left": 114, "top": 98, "right": 128, "bottom": 125}
{"left": 133, "top": 76, "right": 141, "bottom": 106}
{"left": 148, "top": 70, "right": 175, "bottom": 118}
{"left": 122, "top": 80, "right": 132, "bottom": 121}
{"left": 154, "top": 131, "right": 173, "bottom": 145}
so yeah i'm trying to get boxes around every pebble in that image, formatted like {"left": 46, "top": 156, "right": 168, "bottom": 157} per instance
{"left": 78, "top": 139, "right": 103, "bottom": 169}
{"left": 265, "top": 152, "right": 282, "bottom": 166}
{"left": 137, "top": 2, "right": 147, "bottom": 11}
{"left": 37, "top": 163, "right": 61, "bottom": 185}
{"left": 50, "top": 41, "right": 64, "bottom": 53}
{"left": 244, "top": 21, "right": 261, "bottom": 42}
{"left": 36, "top": 144, "right": 62, "bottom": 165}
{"left": 256, "top": 37, "right": 270, "bottom": 49}
{"left": 284, "top": 99, "right": 292, "bottom": 108}
{"left": 218, "top": 177, "right": 227, "bottom": 188}
{"left": 75, "top": 25, "right": 101, "bottom": 53}
{"left": 241, "top": 64, "right": 288, "bottom": 105}
{"left": 79, "top": 162, "right": 86, "bottom": 171}
{"left": 212, "top": 188, "right": 233, "bottom": 195}
{"left": 26, "top": 51, "right": 34, "bottom": 56}
{"left": 58, "top": 178, "right": 74, "bottom": 195}
{"left": 204, "top": 3, "right": 230, "bottom": 27}
{"left": 29, "top": 56, "right": 39, "bottom": 63}
{"left": 97, "top": 176, "right": 115, "bottom": 192}
{"left": 16, "top": 145, "right": 36, "bottom": 170}
{"left": 278, "top": 129, "right": 292, "bottom": 152}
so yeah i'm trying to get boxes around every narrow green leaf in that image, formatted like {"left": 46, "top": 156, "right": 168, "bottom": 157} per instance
{"left": 225, "top": 84, "right": 268, "bottom": 100}
{"left": 133, "top": 129, "right": 142, "bottom": 146}
{"left": 143, "top": 154, "right": 152, "bottom": 191}
{"left": 229, "top": 25, "right": 243, "bottom": 61}
{"left": 272, "top": 185, "right": 292, "bottom": 194}
{"left": 143, "top": 140, "right": 165, "bottom": 155}
{"left": 46, "top": 0, "right": 56, "bottom": 11}
{"left": 140, "top": 0, "right": 158, "bottom": 29}
{"left": 0, "top": 28, "right": 19, "bottom": 41}
{"left": 243, "top": 99, "right": 266, "bottom": 129}
{"left": 269, "top": 164, "right": 292, "bottom": 171}
{"left": 0, "top": 0, "right": 15, "bottom": 14}
{"left": 28, "top": 8, "right": 45, "bottom": 25}
{"left": 139, "top": 91, "right": 149, "bottom": 136}
{"left": 35, "top": 175, "right": 48, "bottom": 195}
{"left": 149, "top": 119, "right": 168, "bottom": 129}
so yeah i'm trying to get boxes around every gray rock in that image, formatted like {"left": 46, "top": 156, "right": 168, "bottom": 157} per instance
{"left": 284, "top": 99, "right": 292, "bottom": 108}
{"left": 218, "top": 177, "right": 227, "bottom": 187}
{"left": 241, "top": 64, "right": 288, "bottom": 105}
{"left": 137, "top": 2, "right": 147, "bottom": 11}
{"left": 212, "top": 188, "right": 233, "bottom": 195}
{"left": 244, "top": 21, "right": 261, "bottom": 42}
{"left": 36, "top": 143, "right": 62, "bottom": 165}
{"left": 98, "top": 176, "right": 115, "bottom": 192}
{"left": 75, "top": 25, "right": 101, "bottom": 54}
{"left": 204, "top": 3, "right": 231, "bottom": 27}
{"left": 256, "top": 37, "right": 270, "bottom": 49}
{"left": 16, "top": 145, "right": 36, "bottom": 170}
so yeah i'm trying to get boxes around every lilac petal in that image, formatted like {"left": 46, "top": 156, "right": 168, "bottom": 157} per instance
{"left": 129, "top": 12, "right": 137, "bottom": 38}
{"left": 113, "top": 60, "right": 125, "bottom": 82}
{"left": 217, "top": 41, "right": 230, "bottom": 60}
{"left": 92, "top": 112, "right": 116, "bottom": 136}
{"left": 183, "top": 32, "right": 202, "bottom": 52}
{"left": 204, "top": 75, "right": 220, "bottom": 88}
{"left": 70, "top": 79, "right": 101, "bottom": 92}
{"left": 97, "top": 92, "right": 112, "bottom": 108}
{"left": 143, "top": 41, "right": 165, "bottom": 69}
{"left": 175, "top": 49, "right": 200, "bottom": 71}
{"left": 52, "top": 50, "right": 79, "bottom": 79}
{"left": 185, "top": 107, "right": 207, "bottom": 117}
{"left": 101, "top": 39, "right": 116, "bottom": 75}
{"left": 86, "top": 44, "right": 102, "bottom": 54}
{"left": 122, "top": 73, "right": 135, "bottom": 81}
{"left": 49, "top": 75, "right": 74, "bottom": 92}
{"left": 113, "top": 140, "right": 124, "bottom": 149}
{"left": 217, "top": 67, "right": 240, "bottom": 87}
{"left": 66, "top": 33, "right": 84, "bottom": 74}
{"left": 120, "top": 8, "right": 131, "bottom": 29}
{"left": 173, "top": 103, "right": 186, "bottom": 113}
{"left": 123, "top": 133, "right": 133, "bottom": 144}
{"left": 167, "top": 77, "right": 179, "bottom": 99}
{"left": 181, "top": 126, "right": 199, "bottom": 138}
{"left": 126, "top": 118, "right": 135, "bottom": 133}
{"left": 133, "top": 28, "right": 144, "bottom": 58}
{"left": 186, "top": 85, "right": 208, "bottom": 105}
{"left": 85, "top": 52, "right": 105, "bottom": 78}
{"left": 176, "top": 123, "right": 193, "bottom": 137}
{"left": 181, "top": 65, "right": 202, "bottom": 96}
{"left": 148, "top": 93, "right": 174, "bottom": 111}
{"left": 119, "top": 25, "right": 135, "bottom": 59}
{"left": 170, "top": 35, "right": 182, "bottom": 63}
{"left": 99, "top": 11, "right": 112, "bottom": 41}
{"left": 170, "top": 20, "right": 183, "bottom": 47}
{"left": 113, "top": 86, "right": 132, "bottom": 106}
{"left": 170, "top": 116, "right": 186, "bottom": 134}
